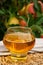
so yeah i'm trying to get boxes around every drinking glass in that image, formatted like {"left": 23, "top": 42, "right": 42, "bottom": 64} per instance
{"left": 3, "top": 26, "right": 35, "bottom": 61}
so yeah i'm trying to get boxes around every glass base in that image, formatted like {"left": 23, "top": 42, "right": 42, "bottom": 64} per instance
{"left": 10, "top": 53, "right": 27, "bottom": 61}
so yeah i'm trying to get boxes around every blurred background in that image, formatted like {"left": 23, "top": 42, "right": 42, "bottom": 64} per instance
{"left": 0, "top": 0, "right": 43, "bottom": 40}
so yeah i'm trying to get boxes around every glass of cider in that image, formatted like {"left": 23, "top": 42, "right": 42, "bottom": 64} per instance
{"left": 3, "top": 26, "right": 35, "bottom": 61}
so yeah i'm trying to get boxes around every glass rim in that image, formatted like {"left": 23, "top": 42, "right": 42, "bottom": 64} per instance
{"left": 3, "top": 26, "right": 35, "bottom": 43}
{"left": 7, "top": 26, "right": 32, "bottom": 31}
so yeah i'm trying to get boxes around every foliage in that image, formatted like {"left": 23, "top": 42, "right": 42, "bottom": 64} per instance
{"left": 0, "top": 0, "right": 43, "bottom": 40}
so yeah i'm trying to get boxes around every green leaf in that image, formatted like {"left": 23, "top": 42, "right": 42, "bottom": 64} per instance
{"left": 33, "top": 0, "right": 41, "bottom": 13}
{"left": 33, "top": 0, "right": 38, "bottom": 10}
{"left": 28, "top": 14, "right": 35, "bottom": 27}
{"left": 30, "top": 25, "right": 43, "bottom": 33}
{"left": 33, "top": 30, "right": 41, "bottom": 38}
{"left": 19, "top": 15, "right": 28, "bottom": 21}
{"left": 25, "top": 0, "right": 32, "bottom": 5}
{"left": 36, "top": 12, "right": 42, "bottom": 17}
{"left": 0, "top": 9, "right": 5, "bottom": 15}
{"left": 36, "top": 16, "right": 43, "bottom": 25}
{"left": 30, "top": 25, "right": 43, "bottom": 38}
{"left": 0, "top": 10, "right": 4, "bottom": 15}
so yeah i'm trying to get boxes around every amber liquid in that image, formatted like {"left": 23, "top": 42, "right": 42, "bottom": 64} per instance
{"left": 3, "top": 32, "right": 35, "bottom": 54}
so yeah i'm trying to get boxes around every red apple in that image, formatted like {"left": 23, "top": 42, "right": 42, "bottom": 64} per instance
{"left": 19, "top": 19, "right": 27, "bottom": 26}
{"left": 26, "top": 1, "right": 43, "bottom": 16}
{"left": 27, "top": 3, "right": 35, "bottom": 14}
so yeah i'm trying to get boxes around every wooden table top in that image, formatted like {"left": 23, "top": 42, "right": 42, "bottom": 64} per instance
{"left": 0, "top": 53, "right": 43, "bottom": 65}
